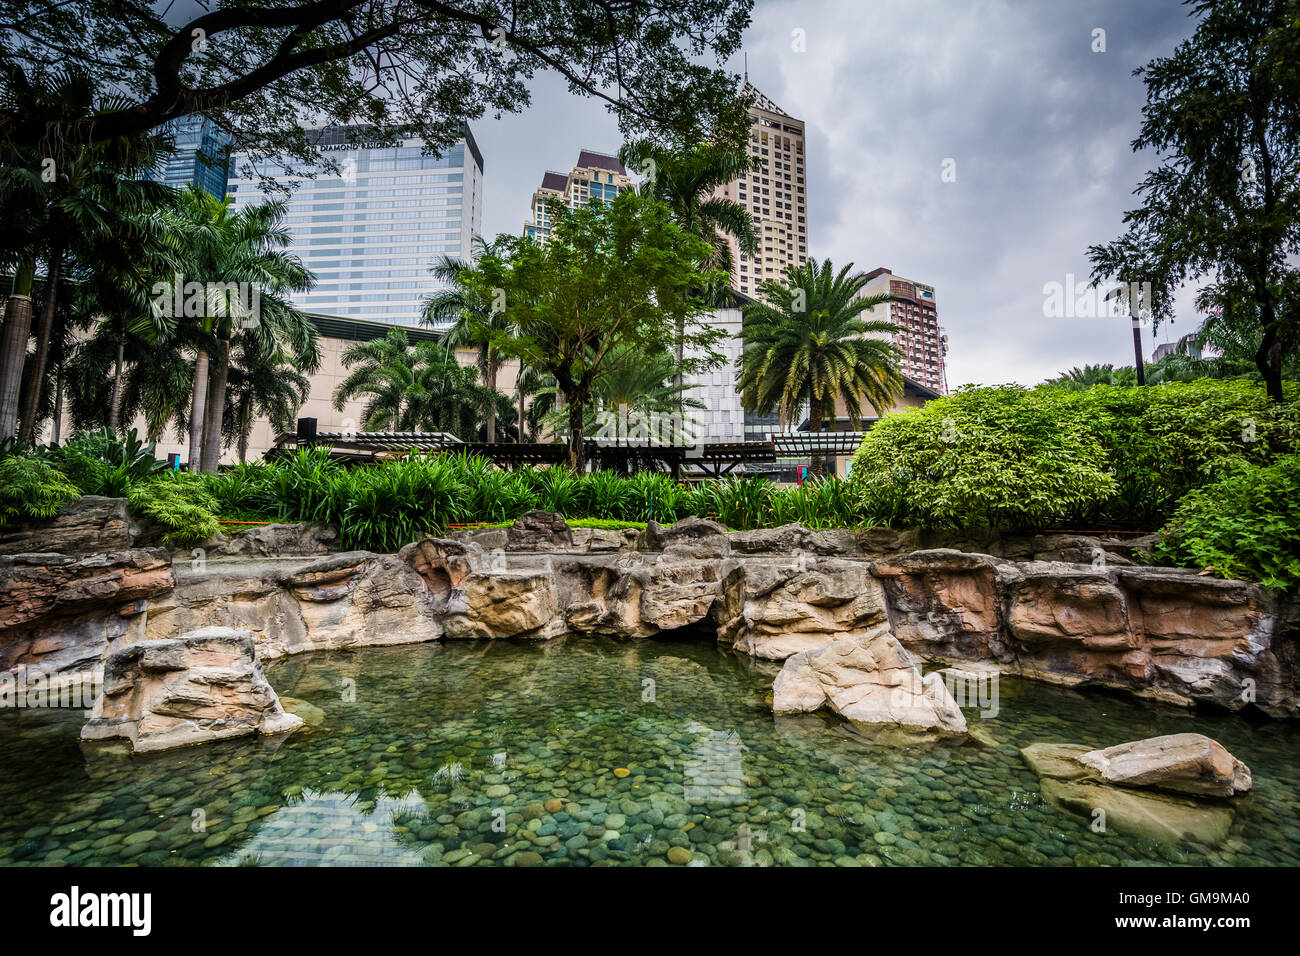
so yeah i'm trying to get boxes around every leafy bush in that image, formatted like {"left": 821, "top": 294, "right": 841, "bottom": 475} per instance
{"left": 45, "top": 428, "right": 167, "bottom": 497}
{"left": 851, "top": 386, "right": 1118, "bottom": 529}
{"left": 128, "top": 475, "right": 221, "bottom": 546}
{"left": 851, "top": 380, "right": 1299, "bottom": 530}
{"left": 1073, "top": 380, "right": 1300, "bottom": 524}
{"left": 336, "top": 454, "right": 469, "bottom": 552}
{"left": 0, "top": 456, "right": 81, "bottom": 526}
{"left": 1154, "top": 455, "right": 1300, "bottom": 592}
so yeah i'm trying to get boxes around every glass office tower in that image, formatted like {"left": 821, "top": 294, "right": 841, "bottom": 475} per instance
{"left": 227, "top": 124, "right": 484, "bottom": 329}
{"left": 154, "top": 115, "right": 233, "bottom": 200}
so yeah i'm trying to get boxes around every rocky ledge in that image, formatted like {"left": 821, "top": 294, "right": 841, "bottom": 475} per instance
{"left": 2, "top": 511, "right": 1296, "bottom": 751}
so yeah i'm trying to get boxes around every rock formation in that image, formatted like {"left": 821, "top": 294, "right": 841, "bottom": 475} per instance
{"left": 1020, "top": 733, "right": 1251, "bottom": 845}
{"left": 80, "top": 626, "right": 302, "bottom": 753}
{"left": 772, "top": 628, "right": 968, "bottom": 734}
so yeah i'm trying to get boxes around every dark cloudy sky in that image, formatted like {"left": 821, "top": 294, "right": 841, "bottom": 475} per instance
{"left": 472, "top": 0, "right": 1204, "bottom": 388}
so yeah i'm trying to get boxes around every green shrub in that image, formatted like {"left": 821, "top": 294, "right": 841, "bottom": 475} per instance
{"left": 1075, "top": 380, "right": 1300, "bottom": 524}
{"left": 46, "top": 428, "right": 166, "bottom": 497}
{"left": 1154, "top": 455, "right": 1300, "bottom": 592}
{"left": 851, "top": 385, "right": 1118, "bottom": 529}
{"left": 129, "top": 474, "right": 221, "bottom": 546}
{"left": 336, "top": 454, "right": 469, "bottom": 552}
{"left": 0, "top": 456, "right": 81, "bottom": 526}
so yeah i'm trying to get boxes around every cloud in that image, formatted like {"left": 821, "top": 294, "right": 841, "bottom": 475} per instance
{"left": 475, "top": 0, "right": 1203, "bottom": 387}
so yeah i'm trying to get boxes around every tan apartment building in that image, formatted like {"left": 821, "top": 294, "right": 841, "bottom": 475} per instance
{"left": 856, "top": 267, "right": 948, "bottom": 394}
{"left": 523, "top": 150, "right": 633, "bottom": 242}
{"left": 714, "top": 82, "right": 808, "bottom": 297}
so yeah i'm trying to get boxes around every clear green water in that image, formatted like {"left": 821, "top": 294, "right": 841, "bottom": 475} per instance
{"left": 1, "top": 638, "right": 1298, "bottom": 867}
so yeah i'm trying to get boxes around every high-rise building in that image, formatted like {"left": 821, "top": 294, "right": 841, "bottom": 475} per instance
{"left": 715, "top": 81, "right": 808, "bottom": 297}
{"left": 227, "top": 123, "right": 483, "bottom": 328}
{"left": 153, "top": 115, "right": 233, "bottom": 199}
{"left": 523, "top": 150, "right": 632, "bottom": 242}
{"left": 857, "top": 267, "right": 948, "bottom": 393}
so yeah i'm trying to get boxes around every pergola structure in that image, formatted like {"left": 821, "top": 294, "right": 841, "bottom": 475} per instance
{"left": 273, "top": 420, "right": 868, "bottom": 477}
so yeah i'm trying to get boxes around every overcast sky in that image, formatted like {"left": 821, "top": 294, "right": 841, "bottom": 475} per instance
{"left": 472, "top": 0, "right": 1203, "bottom": 389}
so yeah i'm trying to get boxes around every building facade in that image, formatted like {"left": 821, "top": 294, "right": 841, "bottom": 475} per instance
{"left": 714, "top": 82, "right": 808, "bottom": 298}
{"left": 153, "top": 115, "right": 233, "bottom": 200}
{"left": 523, "top": 150, "right": 632, "bottom": 242}
{"left": 857, "top": 267, "right": 948, "bottom": 394}
{"left": 227, "top": 124, "right": 483, "bottom": 329}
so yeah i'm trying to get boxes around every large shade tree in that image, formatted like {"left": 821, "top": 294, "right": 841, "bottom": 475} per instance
{"left": 1088, "top": 0, "right": 1300, "bottom": 402}
{"left": 0, "top": 1, "right": 756, "bottom": 170}
{"left": 739, "top": 258, "right": 903, "bottom": 477}
{"left": 465, "top": 191, "right": 724, "bottom": 470}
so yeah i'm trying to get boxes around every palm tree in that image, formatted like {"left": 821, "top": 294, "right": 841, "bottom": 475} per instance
{"left": 618, "top": 139, "right": 759, "bottom": 397}
{"left": 167, "top": 187, "right": 313, "bottom": 472}
{"left": 333, "top": 327, "right": 499, "bottom": 438}
{"left": 739, "top": 258, "right": 903, "bottom": 477}
{"left": 0, "top": 68, "right": 175, "bottom": 441}
{"left": 223, "top": 340, "right": 311, "bottom": 463}
{"left": 422, "top": 235, "right": 514, "bottom": 442}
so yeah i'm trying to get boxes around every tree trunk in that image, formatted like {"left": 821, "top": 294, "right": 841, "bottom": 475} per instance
{"left": 1257, "top": 300, "right": 1284, "bottom": 403}
{"left": 0, "top": 259, "right": 35, "bottom": 440}
{"left": 518, "top": 384, "right": 526, "bottom": 444}
{"left": 484, "top": 355, "right": 498, "bottom": 443}
{"left": 567, "top": 392, "right": 585, "bottom": 473}
{"left": 1130, "top": 312, "right": 1146, "bottom": 387}
{"left": 201, "top": 337, "right": 230, "bottom": 473}
{"left": 51, "top": 366, "right": 64, "bottom": 445}
{"left": 188, "top": 348, "right": 210, "bottom": 470}
{"left": 19, "top": 244, "right": 64, "bottom": 443}
{"left": 108, "top": 333, "right": 125, "bottom": 433}
{"left": 808, "top": 399, "right": 824, "bottom": 479}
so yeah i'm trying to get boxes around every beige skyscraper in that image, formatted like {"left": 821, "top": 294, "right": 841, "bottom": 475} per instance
{"left": 857, "top": 267, "right": 948, "bottom": 394}
{"left": 523, "top": 149, "right": 633, "bottom": 242}
{"left": 715, "top": 81, "right": 808, "bottom": 296}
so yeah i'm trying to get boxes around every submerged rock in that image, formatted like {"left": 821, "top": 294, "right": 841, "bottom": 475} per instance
{"left": 1076, "top": 733, "right": 1253, "bottom": 798}
{"left": 1041, "top": 778, "right": 1234, "bottom": 845}
{"left": 772, "top": 628, "right": 968, "bottom": 734}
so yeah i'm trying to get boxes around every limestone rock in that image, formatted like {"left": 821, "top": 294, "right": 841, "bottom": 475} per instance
{"left": 1041, "top": 777, "right": 1233, "bottom": 845}
{"left": 773, "top": 629, "right": 968, "bottom": 734}
{"left": 204, "top": 522, "right": 338, "bottom": 557}
{"left": 443, "top": 570, "right": 561, "bottom": 639}
{"left": 1076, "top": 733, "right": 1252, "bottom": 798}
{"left": 0, "top": 549, "right": 173, "bottom": 676}
{"left": 1019, "top": 742, "right": 1095, "bottom": 781}
{"left": 871, "top": 549, "right": 1008, "bottom": 662}
{"left": 724, "top": 559, "right": 889, "bottom": 660}
{"left": 81, "top": 626, "right": 302, "bottom": 753}
{"left": 640, "top": 516, "right": 727, "bottom": 551}
{"left": 0, "top": 496, "right": 135, "bottom": 556}
{"left": 506, "top": 511, "right": 574, "bottom": 551}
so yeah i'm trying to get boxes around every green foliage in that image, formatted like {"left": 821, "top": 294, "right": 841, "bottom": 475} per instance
{"left": 128, "top": 475, "right": 221, "bottom": 546}
{"left": 852, "top": 380, "right": 1299, "bottom": 530}
{"left": 0, "top": 456, "right": 80, "bottom": 526}
{"left": 1155, "top": 455, "right": 1300, "bottom": 592}
{"left": 44, "top": 427, "right": 166, "bottom": 497}
{"left": 851, "top": 386, "right": 1118, "bottom": 530}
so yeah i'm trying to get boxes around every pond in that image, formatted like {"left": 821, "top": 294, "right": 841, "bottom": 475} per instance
{"left": 1, "top": 638, "right": 1298, "bottom": 866}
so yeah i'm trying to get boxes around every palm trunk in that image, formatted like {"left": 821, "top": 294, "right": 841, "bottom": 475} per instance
{"left": 808, "top": 400, "right": 824, "bottom": 479}
{"left": 188, "top": 348, "right": 210, "bottom": 470}
{"left": 19, "top": 244, "right": 64, "bottom": 443}
{"left": 567, "top": 391, "right": 585, "bottom": 473}
{"left": 108, "top": 333, "right": 126, "bottom": 432}
{"left": 201, "top": 337, "right": 230, "bottom": 473}
{"left": 51, "top": 367, "right": 64, "bottom": 445}
{"left": 484, "top": 354, "right": 498, "bottom": 443}
{"left": 0, "top": 259, "right": 36, "bottom": 440}
{"left": 518, "top": 385, "right": 526, "bottom": 444}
